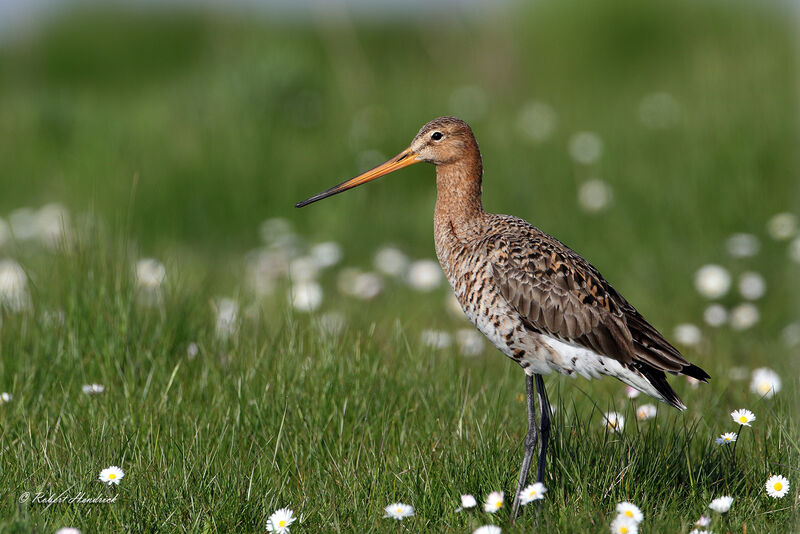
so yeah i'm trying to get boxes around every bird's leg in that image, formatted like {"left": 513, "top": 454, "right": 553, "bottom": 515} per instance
{"left": 534, "top": 374, "right": 551, "bottom": 484}
{"left": 510, "top": 373, "right": 538, "bottom": 522}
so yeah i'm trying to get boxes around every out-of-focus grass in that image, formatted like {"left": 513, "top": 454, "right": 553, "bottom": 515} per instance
{"left": 0, "top": 0, "right": 798, "bottom": 531}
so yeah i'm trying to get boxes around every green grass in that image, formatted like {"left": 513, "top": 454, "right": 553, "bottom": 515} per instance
{"left": 0, "top": 0, "right": 799, "bottom": 531}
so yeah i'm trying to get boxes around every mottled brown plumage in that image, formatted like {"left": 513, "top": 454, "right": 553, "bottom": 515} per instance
{"left": 296, "top": 115, "right": 710, "bottom": 520}
{"left": 422, "top": 117, "right": 708, "bottom": 409}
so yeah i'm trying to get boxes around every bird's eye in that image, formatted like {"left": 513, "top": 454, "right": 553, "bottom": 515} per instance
{"left": 431, "top": 131, "right": 443, "bottom": 141}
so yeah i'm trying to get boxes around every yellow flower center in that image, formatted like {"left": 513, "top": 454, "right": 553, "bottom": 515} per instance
{"left": 774, "top": 482, "right": 782, "bottom": 491}
{"left": 497, "top": 502, "right": 502, "bottom": 508}
{"left": 396, "top": 508, "right": 402, "bottom": 513}
{"left": 739, "top": 416, "right": 747, "bottom": 423}
{"left": 625, "top": 510, "right": 633, "bottom": 517}
{"left": 108, "top": 474, "right": 116, "bottom": 479}
{"left": 620, "top": 527, "right": 629, "bottom": 534}
{"left": 279, "top": 520, "right": 286, "bottom": 527}
{"left": 759, "top": 382, "right": 770, "bottom": 393}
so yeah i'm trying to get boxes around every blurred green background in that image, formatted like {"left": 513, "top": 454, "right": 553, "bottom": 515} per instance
{"left": 1, "top": 0, "right": 798, "bottom": 333}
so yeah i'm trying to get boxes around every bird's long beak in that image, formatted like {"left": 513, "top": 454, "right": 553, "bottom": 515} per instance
{"left": 295, "top": 147, "right": 421, "bottom": 208}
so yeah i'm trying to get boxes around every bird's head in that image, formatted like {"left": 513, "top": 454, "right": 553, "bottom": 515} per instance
{"left": 295, "top": 116, "right": 477, "bottom": 208}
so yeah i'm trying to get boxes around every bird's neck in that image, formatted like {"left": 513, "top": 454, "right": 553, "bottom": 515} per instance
{"left": 434, "top": 154, "right": 485, "bottom": 232}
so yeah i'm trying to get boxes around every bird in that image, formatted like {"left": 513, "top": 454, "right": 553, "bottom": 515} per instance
{"left": 295, "top": 116, "right": 710, "bottom": 520}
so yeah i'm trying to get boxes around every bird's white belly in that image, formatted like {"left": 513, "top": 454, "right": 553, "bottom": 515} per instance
{"left": 460, "top": 292, "right": 666, "bottom": 402}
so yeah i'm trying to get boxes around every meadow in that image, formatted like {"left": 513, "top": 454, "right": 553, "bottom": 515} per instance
{"left": 0, "top": 0, "right": 798, "bottom": 531}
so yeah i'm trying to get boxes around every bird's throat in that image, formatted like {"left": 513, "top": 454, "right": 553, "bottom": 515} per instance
{"left": 434, "top": 157, "right": 484, "bottom": 232}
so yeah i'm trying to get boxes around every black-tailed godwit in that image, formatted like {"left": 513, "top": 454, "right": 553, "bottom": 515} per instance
{"left": 296, "top": 116, "right": 710, "bottom": 519}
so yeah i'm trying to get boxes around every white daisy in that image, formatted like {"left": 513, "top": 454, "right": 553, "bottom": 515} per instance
{"left": 569, "top": 132, "right": 604, "bottom": 165}
{"left": 673, "top": 323, "right": 702, "bottom": 347}
{"left": 214, "top": 298, "right": 238, "bottom": 339}
{"left": 694, "top": 265, "right": 731, "bottom": 299}
{"left": 55, "top": 529, "right": 82, "bottom": 534}
{"left": 695, "top": 515, "right": 711, "bottom": 527}
{"left": 738, "top": 272, "right": 766, "bottom": 300}
{"left": 517, "top": 100, "right": 557, "bottom": 143}
{"left": 421, "top": 329, "right": 452, "bottom": 350}
{"left": 603, "top": 412, "right": 625, "bottom": 432}
{"left": 484, "top": 491, "right": 504, "bottom": 513}
{"left": 135, "top": 258, "right": 166, "bottom": 290}
{"left": 406, "top": 259, "right": 442, "bottom": 291}
{"left": 473, "top": 526, "right": 502, "bottom": 534}
{"left": 98, "top": 466, "right": 125, "bottom": 485}
{"left": 456, "top": 329, "right": 485, "bottom": 356}
{"left": 610, "top": 514, "right": 638, "bottom": 534}
{"left": 457, "top": 494, "right": 477, "bottom": 511}
{"left": 373, "top": 246, "right": 409, "bottom": 278}
{"left": 689, "top": 530, "right": 713, "bottom": 534}
{"left": 0, "top": 392, "right": 12, "bottom": 404}
{"left": 749, "top": 368, "right": 781, "bottom": 399}
{"left": 310, "top": 241, "right": 342, "bottom": 268}
{"left": 383, "top": 503, "right": 414, "bottom": 520}
{"left": 625, "top": 386, "right": 640, "bottom": 399}
{"left": 82, "top": 384, "right": 105, "bottom": 395}
{"left": 636, "top": 404, "right": 657, "bottom": 421}
{"left": 266, "top": 508, "right": 296, "bottom": 532}
{"left": 703, "top": 304, "right": 728, "bottom": 327}
{"left": 726, "top": 233, "right": 760, "bottom": 258}
{"left": 289, "top": 281, "right": 323, "bottom": 312}
{"left": 577, "top": 179, "right": 613, "bottom": 213}
{"left": 731, "top": 409, "right": 755, "bottom": 427}
{"left": 615, "top": 502, "right": 643, "bottom": 522}
{"left": 708, "top": 496, "right": 733, "bottom": 513}
{"left": 715, "top": 432, "right": 737, "bottom": 445}
{"left": 0, "top": 259, "right": 31, "bottom": 312}
{"left": 767, "top": 212, "right": 797, "bottom": 240}
{"left": 729, "top": 303, "right": 759, "bottom": 330}
{"left": 765, "top": 474, "right": 790, "bottom": 499}
{"left": 520, "top": 482, "right": 547, "bottom": 505}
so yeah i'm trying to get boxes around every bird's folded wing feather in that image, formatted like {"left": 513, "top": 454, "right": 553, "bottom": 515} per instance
{"left": 487, "top": 233, "right": 690, "bottom": 373}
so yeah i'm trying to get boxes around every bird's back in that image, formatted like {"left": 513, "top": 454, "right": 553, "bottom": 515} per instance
{"left": 434, "top": 212, "right": 709, "bottom": 409}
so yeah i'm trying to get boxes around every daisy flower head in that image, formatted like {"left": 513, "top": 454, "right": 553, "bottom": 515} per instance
{"left": 55, "top": 529, "right": 82, "bottom": 534}
{"left": 731, "top": 409, "right": 755, "bottom": 426}
{"left": 603, "top": 412, "right": 625, "bottom": 432}
{"left": 266, "top": 508, "right": 296, "bottom": 532}
{"left": 694, "top": 264, "right": 731, "bottom": 299}
{"left": 695, "top": 515, "right": 711, "bottom": 527}
{"left": 749, "top": 367, "right": 782, "bottom": 398}
{"left": 383, "top": 503, "right": 414, "bottom": 520}
{"left": 98, "top": 466, "right": 125, "bottom": 485}
{"left": 625, "top": 386, "right": 640, "bottom": 399}
{"left": 484, "top": 491, "right": 504, "bottom": 513}
{"left": 457, "top": 494, "right": 477, "bottom": 511}
{"left": 610, "top": 514, "right": 639, "bottom": 534}
{"left": 520, "top": 482, "right": 547, "bottom": 505}
{"left": 765, "top": 474, "right": 790, "bottom": 499}
{"left": 615, "top": 502, "right": 643, "bottom": 523}
{"left": 636, "top": 404, "right": 657, "bottom": 421}
{"left": 715, "top": 432, "right": 737, "bottom": 445}
{"left": 82, "top": 384, "right": 105, "bottom": 395}
{"left": 473, "top": 526, "right": 502, "bottom": 534}
{"left": 0, "top": 392, "right": 12, "bottom": 404}
{"left": 689, "top": 530, "right": 713, "bottom": 534}
{"left": 708, "top": 495, "right": 733, "bottom": 513}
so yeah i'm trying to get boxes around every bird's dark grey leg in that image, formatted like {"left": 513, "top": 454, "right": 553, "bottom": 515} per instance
{"left": 535, "top": 374, "right": 551, "bottom": 484}
{"left": 511, "top": 373, "right": 538, "bottom": 521}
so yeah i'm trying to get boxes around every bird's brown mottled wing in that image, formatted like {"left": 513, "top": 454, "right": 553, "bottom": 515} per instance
{"left": 485, "top": 216, "right": 705, "bottom": 378}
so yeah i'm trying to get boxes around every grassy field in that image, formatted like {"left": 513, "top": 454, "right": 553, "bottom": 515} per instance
{"left": 0, "top": 0, "right": 798, "bottom": 531}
